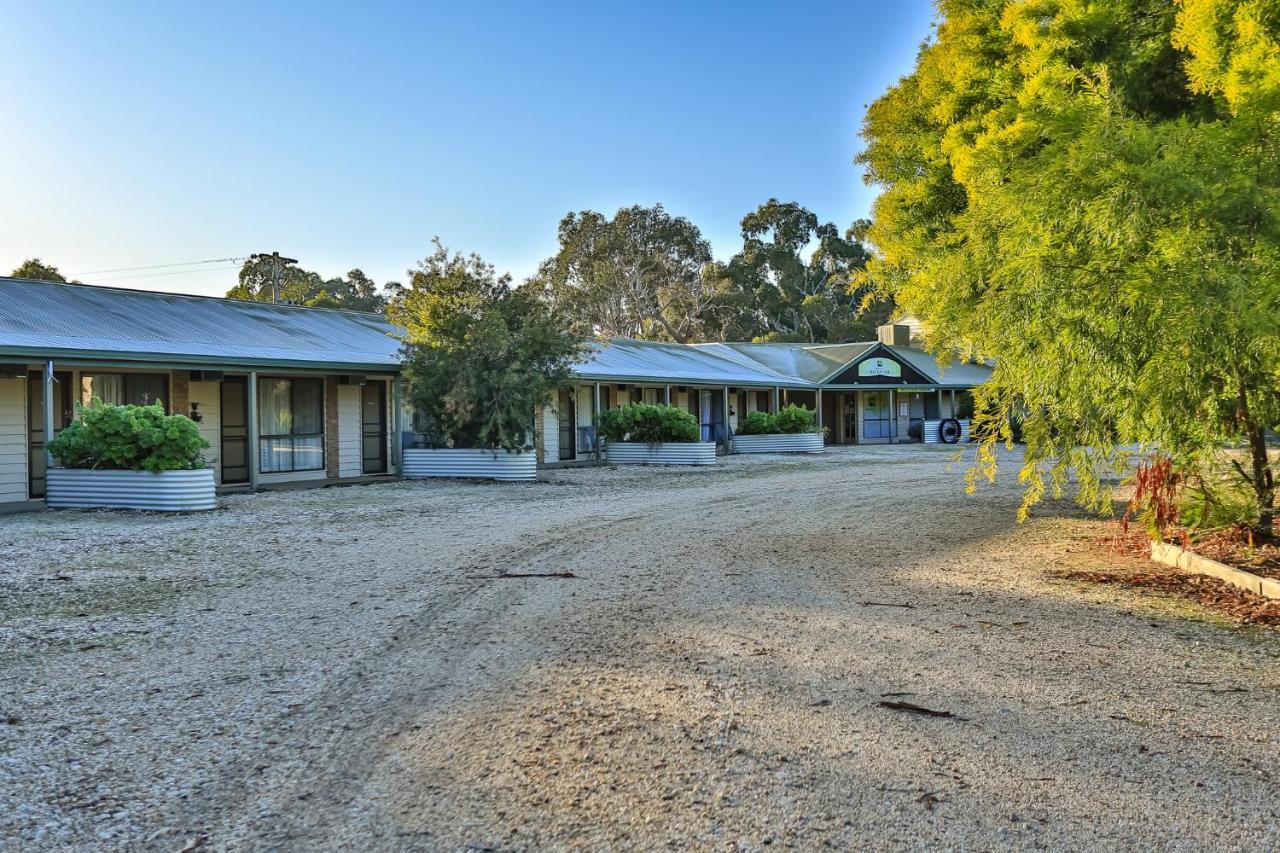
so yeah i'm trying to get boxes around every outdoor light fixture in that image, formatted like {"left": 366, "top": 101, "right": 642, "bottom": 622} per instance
{"left": 189, "top": 402, "right": 203, "bottom": 423}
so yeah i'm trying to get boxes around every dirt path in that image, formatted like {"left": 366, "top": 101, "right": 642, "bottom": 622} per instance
{"left": 2, "top": 447, "right": 1277, "bottom": 850}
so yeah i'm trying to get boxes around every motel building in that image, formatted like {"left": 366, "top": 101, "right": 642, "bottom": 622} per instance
{"left": 0, "top": 277, "right": 404, "bottom": 512}
{"left": 0, "top": 276, "right": 991, "bottom": 511}
{"left": 540, "top": 326, "right": 992, "bottom": 463}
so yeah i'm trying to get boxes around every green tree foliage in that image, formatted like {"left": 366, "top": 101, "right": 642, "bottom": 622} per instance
{"left": 48, "top": 403, "right": 209, "bottom": 472}
{"left": 390, "top": 240, "right": 583, "bottom": 451}
{"left": 858, "top": 0, "right": 1280, "bottom": 536}
{"left": 228, "top": 257, "right": 399, "bottom": 312}
{"left": 11, "top": 258, "right": 74, "bottom": 282}
{"left": 598, "top": 403, "right": 700, "bottom": 444}
{"left": 708, "top": 201, "right": 888, "bottom": 343}
{"left": 536, "top": 204, "right": 718, "bottom": 343}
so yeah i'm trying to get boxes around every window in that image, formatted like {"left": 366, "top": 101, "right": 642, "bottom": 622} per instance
{"left": 82, "top": 373, "right": 169, "bottom": 409}
{"left": 259, "top": 377, "right": 324, "bottom": 473}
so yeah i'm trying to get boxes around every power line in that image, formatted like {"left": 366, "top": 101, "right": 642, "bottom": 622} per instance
{"left": 91, "top": 264, "right": 245, "bottom": 283}
{"left": 73, "top": 257, "right": 248, "bottom": 276}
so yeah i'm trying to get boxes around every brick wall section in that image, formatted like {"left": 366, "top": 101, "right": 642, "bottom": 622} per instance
{"left": 171, "top": 371, "right": 189, "bottom": 417}
{"left": 325, "top": 376, "right": 339, "bottom": 479}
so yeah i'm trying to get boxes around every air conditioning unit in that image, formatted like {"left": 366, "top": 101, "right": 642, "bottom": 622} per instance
{"left": 338, "top": 375, "right": 368, "bottom": 386}
{"left": 190, "top": 370, "right": 225, "bottom": 382}
{"left": 0, "top": 364, "right": 25, "bottom": 380}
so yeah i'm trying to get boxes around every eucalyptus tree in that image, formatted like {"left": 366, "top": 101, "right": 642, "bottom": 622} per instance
{"left": 858, "top": 0, "right": 1280, "bottom": 536}
{"left": 11, "top": 258, "right": 71, "bottom": 282}
{"left": 228, "top": 258, "right": 396, "bottom": 312}
{"left": 537, "top": 204, "right": 719, "bottom": 343}
{"left": 710, "top": 200, "right": 884, "bottom": 343}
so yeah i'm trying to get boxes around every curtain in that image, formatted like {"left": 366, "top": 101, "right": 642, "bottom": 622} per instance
{"left": 85, "top": 374, "right": 125, "bottom": 406}
{"left": 257, "top": 378, "right": 324, "bottom": 472}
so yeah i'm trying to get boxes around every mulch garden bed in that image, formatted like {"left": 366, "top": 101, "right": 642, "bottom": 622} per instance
{"left": 1054, "top": 530, "right": 1280, "bottom": 627}
{"left": 1057, "top": 566, "right": 1280, "bottom": 627}
{"left": 1185, "top": 528, "right": 1280, "bottom": 582}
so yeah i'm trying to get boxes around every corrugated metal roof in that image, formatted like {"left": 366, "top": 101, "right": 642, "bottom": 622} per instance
{"left": 0, "top": 277, "right": 403, "bottom": 370}
{"left": 888, "top": 346, "right": 992, "bottom": 387}
{"left": 0, "top": 278, "right": 991, "bottom": 387}
{"left": 569, "top": 338, "right": 803, "bottom": 386}
{"left": 696, "top": 341, "right": 877, "bottom": 384}
{"left": 570, "top": 337, "right": 991, "bottom": 388}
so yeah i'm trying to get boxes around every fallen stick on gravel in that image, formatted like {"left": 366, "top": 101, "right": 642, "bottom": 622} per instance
{"left": 491, "top": 570, "right": 578, "bottom": 579}
{"left": 878, "top": 700, "right": 967, "bottom": 720}
{"left": 860, "top": 601, "right": 915, "bottom": 609}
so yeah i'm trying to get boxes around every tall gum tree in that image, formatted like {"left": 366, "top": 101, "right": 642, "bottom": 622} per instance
{"left": 857, "top": 0, "right": 1280, "bottom": 536}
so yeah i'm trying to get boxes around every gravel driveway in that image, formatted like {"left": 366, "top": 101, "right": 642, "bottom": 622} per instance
{"left": 1, "top": 446, "right": 1276, "bottom": 851}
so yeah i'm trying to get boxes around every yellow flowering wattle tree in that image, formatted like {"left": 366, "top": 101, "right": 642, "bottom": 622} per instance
{"left": 858, "top": 0, "right": 1280, "bottom": 538}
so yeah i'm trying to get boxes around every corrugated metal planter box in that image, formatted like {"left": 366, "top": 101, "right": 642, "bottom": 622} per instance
{"left": 922, "top": 419, "right": 971, "bottom": 444}
{"left": 403, "top": 448, "right": 537, "bottom": 482}
{"left": 604, "top": 442, "right": 717, "bottom": 466}
{"left": 732, "top": 433, "right": 824, "bottom": 454}
{"left": 46, "top": 468, "right": 217, "bottom": 511}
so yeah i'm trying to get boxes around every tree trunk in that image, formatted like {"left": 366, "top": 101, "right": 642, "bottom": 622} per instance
{"left": 1238, "top": 384, "right": 1276, "bottom": 540}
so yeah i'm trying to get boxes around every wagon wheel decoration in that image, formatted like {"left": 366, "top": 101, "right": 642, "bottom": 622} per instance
{"left": 938, "top": 418, "right": 963, "bottom": 444}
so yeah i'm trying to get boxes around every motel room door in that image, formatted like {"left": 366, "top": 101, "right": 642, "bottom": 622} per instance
{"left": 220, "top": 377, "right": 249, "bottom": 484}
{"left": 557, "top": 388, "right": 576, "bottom": 461}
{"left": 861, "top": 390, "right": 893, "bottom": 443}
{"left": 361, "top": 382, "right": 388, "bottom": 474}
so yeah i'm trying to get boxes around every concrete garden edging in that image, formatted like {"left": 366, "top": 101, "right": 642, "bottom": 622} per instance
{"left": 1151, "top": 541, "right": 1280, "bottom": 600}
{"left": 46, "top": 468, "right": 217, "bottom": 512}
{"left": 604, "top": 442, "right": 717, "bottom": 466}
{"left": 403, "top": 448, "right": 537, "bottom": 482}
{"left": 731, "top": 433, "right": 824, "bottom": 454}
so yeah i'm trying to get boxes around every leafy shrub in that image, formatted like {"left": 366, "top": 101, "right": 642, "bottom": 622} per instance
{"left": 599, "top": 403, "right": 700, "bottom": 444}
{"left": 737, "top": 411, "right": 777, "bottom": 435}
{"left": 773, "top": 404, "right": 818, "bottom": 434}
{"left": 48, "top": 402, "right": 209, "bottom": 473}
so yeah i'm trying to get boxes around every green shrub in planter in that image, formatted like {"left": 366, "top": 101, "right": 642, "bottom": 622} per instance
{"left": 599, "top": 403, "right": 700, "bottom": 444}
{"left": 774, "top": 404, "right": 818, "bottom": 434}
{"left": 48, "top": 402, "right": 209, "bottom": 473}
{"left": 737, "top": 411, "right": 777, "bottom": 435}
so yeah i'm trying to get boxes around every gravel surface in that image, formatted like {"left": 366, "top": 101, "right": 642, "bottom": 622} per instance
{"left": 1, "top": 445, "right": 1276, "bottom": 851}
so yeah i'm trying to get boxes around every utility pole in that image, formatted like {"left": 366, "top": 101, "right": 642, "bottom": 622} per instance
{"left": 249, "top": 251, "right": 297, "bottom": 304}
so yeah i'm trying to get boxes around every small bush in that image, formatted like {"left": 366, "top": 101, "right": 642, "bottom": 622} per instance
{"left": 773, "top": 404, "right": 817, "bottom": 434}
{"left": 737, "top": 411, "right": 777, "bottom": 435}
{"left": 48, "top": 402, "right": 209, "bottom": 473}
{"left": 599, "top": 403, "right": 700, "bottom": 444}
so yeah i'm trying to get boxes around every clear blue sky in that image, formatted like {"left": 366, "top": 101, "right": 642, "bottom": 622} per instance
{"left": 0, "top": 1, "right": 934, "bottom": 296}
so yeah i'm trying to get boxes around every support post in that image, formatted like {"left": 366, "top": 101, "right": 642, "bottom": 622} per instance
{"left": 772, "top": 386, "right": 780, "bottom": 413}
{"left": 664, "top": 385, "right": 671, "bottom": 405}
{"left": 43, "top": 360, "right": 55, "bottom": 468}
{"left": 816, "top": 390, "right": 824, "bottom": 443}
{"left": 593, "top": 382, "right": 602, "bottom": 462}
{"left": 888, "top": 389, "right": 897, "bottom": 444}
{"left": 247, "top": 371, "right": 260, "bottom": 491}
{"left": 391, "top": 376, "right": 404, "bottom": 474}
{"left": 950, "top": 388, "right": 957, "bottom": 418}
{"left": 722, "top": 386, "right": 731, "bottom": 451}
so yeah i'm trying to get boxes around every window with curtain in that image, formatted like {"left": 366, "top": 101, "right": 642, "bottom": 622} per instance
{"left": 81, "top": 373, "right": 169, "bottom": 409}
{"left": 259, "top": 377, "right": 324, "bottom": 473}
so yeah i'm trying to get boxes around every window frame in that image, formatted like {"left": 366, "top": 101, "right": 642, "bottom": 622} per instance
{"left": 258, "top": 376, "right": 325, "bottom": 473}
{"left": 81, "top": 372, "right": 171, "bottom": 410}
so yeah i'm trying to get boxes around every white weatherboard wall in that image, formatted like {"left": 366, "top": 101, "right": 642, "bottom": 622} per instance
{"left": 0, "top": 377, "right": 27, "bottom": 504}
{"left": 338, "top": 385, "right": 361, "bottom": 478}
{"left": 189, "top": 381, "right": 222, "bottom": 485}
